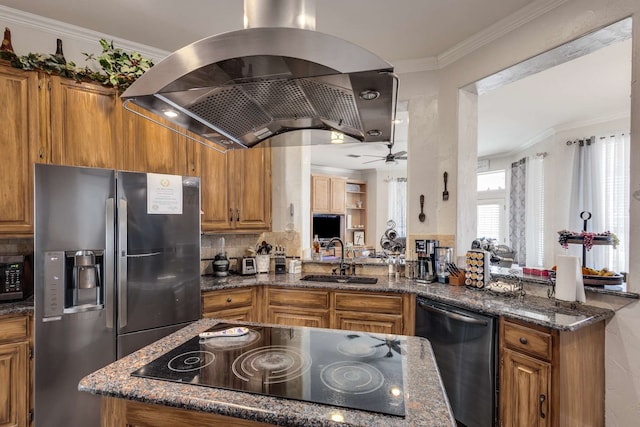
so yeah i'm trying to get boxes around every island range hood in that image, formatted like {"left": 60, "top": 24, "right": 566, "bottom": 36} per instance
{"left": 121, "top": 0, "right": 398, "bottom": 150}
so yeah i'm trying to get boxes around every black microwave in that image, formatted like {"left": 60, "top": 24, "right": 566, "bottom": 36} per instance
{"left": 0, "top": 255, "right": 33, "bottom": 302}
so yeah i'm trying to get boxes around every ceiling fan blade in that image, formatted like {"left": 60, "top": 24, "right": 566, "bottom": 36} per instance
{"left": 363, "top": 158, "right": 384, "bottom": 164}
{"left": 357, "top": 154, "right": 386, "bottom": 158}
{"left": 391, "top": 151, "right": 407, "bottom": 157}
{"left": 396, "top": 156, "right": 408, "bottom": 160}
{"left": 346, "top": 154, "right": 360, "bottom": 158}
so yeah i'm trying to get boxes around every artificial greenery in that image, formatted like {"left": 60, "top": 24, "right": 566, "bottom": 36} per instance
{"left": 2, "top": 38, "right": 153, "bottom": 90}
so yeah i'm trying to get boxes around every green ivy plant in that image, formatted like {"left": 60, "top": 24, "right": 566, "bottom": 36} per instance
{"left": 83, "top": 39, "right": 154, "bottom": 89}
{"left": 2, "top": 38, "right": 153, "bottom": 90}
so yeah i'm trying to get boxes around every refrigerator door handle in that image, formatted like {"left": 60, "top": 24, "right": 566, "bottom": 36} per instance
{"left": 117, "top": 198, "right": 128, "bottom": 328}
{"left": 105, "top": 198, "right": 115, "bottom": 329}
{"left": 127, "top": 252, "right": 161, "bottom": 258}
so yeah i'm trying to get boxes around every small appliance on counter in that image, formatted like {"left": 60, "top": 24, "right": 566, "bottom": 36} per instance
{"left": 212, "top": 254, "right": 230, "bottom": 277}
{"left": 415, "top": 239, "right": 438, "bottom": 283}
{"left": 274, "top": 245, "right": 286, "bottom": 274}
{"left": 0, "top": 255, "right": 33, "bottom": 301}
{"left": 240, "top": 257, "right": 256, "bottom": 275}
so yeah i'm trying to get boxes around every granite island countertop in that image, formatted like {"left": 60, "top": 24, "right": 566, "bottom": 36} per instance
{"left": 79, "top": 318, "right": 456, "bottom": 427}
{"left": 201, "top": 273, "right": 619, "bottom": 331}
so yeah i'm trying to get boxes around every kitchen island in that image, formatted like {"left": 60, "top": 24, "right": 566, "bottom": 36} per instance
{"left": 79, "top": 318, "right": 456, "bottom": 427}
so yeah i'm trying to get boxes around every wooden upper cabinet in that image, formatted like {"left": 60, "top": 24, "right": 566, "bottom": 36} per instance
{"left": 0, "top": 65, "right": 39, "bottom": 236}
{"left": 196, "top": 140, "right": 271, "bottom": 233}
{"left": 231, "top": 146, "right": 271, "bottom": 230}
{"left": 311, "top": 175, "right": 346, "bottom": 214}
{"left": 195, "top": 142, "right": 233, "bottom": 231}
{"left": 122, "top": 102, "right": 188, "bottom": 175}
{"left": 48, "top": 76, "right": 122, "bottom": 169}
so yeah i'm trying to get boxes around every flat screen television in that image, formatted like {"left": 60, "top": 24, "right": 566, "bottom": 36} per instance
{"left": 312, "top": 214, "right": 343, "bottom": 241}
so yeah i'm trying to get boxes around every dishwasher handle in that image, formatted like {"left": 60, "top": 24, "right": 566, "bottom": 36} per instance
{"left": 418, "top": 301, "right": 489, "bottom": 326}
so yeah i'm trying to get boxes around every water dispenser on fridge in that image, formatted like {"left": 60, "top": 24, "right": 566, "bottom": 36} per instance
{"left": 43, "top": 249, "right": 105, "bottom": 317}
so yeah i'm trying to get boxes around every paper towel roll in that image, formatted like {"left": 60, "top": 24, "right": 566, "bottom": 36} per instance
{"left": 555, "top": 255, "right": 583, "bottom": 302}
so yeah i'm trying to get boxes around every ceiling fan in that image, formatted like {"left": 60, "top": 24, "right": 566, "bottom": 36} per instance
{"left": 348, "top": 143, "right": 408, "bottom": 165}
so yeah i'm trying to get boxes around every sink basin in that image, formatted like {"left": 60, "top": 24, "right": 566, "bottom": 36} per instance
{"left": 300, "top": 274, "right": 378, "bottom": 284}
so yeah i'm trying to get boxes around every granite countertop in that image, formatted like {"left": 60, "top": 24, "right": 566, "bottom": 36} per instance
{"left": 79, "top": 319, "right": 456, "bottom": 427}
{"left": 202, "top": 273, "right": 617, "bottom": 331}
{"left": 4, "top": 271, "right": 625, "bottom": 331}
{"left": 0, "top": 296, "right": 33, "bottom": 317}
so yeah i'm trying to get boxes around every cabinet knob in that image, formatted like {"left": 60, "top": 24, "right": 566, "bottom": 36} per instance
{"left": 539, "top": 394, "right": 546, "bottom": 419}
{"left": 519, "top": 337, "right": 528, "bottom": 345}
{"left": 226, "top": 297, "right": 232, "bottom": 303}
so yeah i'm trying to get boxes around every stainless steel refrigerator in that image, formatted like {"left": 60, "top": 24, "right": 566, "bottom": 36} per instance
{"left": 34, "top": 164, "right": 201, "bottom": 427}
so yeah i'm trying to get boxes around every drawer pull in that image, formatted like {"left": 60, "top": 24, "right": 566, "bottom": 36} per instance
{"left": 226, "top": 297, "right": 232, "bottom": 303}
{"left": 519, "top": 337, "right": 528, "bottom": 345}
{"left": 539, "top": 394, "right": 546, "bottom": 419}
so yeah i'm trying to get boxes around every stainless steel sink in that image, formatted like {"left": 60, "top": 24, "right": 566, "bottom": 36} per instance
{"left": 300, "top": 274, "right": 378, "bottom": 284}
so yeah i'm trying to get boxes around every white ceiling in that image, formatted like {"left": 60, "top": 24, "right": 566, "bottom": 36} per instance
{"left": 0, "top": 0, "right": 630, "bottom": 169}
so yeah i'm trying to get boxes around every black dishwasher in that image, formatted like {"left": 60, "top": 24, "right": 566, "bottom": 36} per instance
{"left": 415, "top": 297, "right": 498, "bottom": 427}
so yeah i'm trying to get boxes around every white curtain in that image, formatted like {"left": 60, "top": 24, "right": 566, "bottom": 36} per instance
{"left": 387, "top": 178, "right": 407, "bottom": 237}
{"left": 525, "top": 155, "right": 545, "bottom": 267}
{"left": 567, "top": 134, "right": 629, "bottom": 273}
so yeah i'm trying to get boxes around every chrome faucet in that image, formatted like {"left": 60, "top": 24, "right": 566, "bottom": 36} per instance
{"left": 327, "top": 237, "right": 352, "bottom": 276}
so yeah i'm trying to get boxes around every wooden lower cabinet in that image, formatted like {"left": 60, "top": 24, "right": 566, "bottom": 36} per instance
{"left": 0, "top": 314, "right": 31, "bottom": 427}
{"left": 499, "top": 318, "right": 604, "bottom": 427}
{"left": 264, "top": 287, "right": 411, "bottom": 333}
{"left": 101, "top": 397, "right": 271, "bottom": 427}
{"left": 201, "top": 287, "right": 260, "bottom": 322}
{"left": 333, "top": 291, "right": 406, "bottom": 334}
{"left": 265, "top": 288, "right": 330, "bottom": 328}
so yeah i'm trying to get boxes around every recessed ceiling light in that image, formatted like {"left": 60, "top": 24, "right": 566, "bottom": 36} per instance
{"left": 359, "top": 90, "right": 380, "bottom": 101}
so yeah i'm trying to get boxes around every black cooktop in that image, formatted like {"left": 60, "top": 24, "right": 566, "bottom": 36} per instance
{"left": 131, "top": 323, "right": 406, "bottom": 417}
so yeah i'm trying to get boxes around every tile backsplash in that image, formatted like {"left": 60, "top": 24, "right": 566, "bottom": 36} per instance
{"left": 0, "top": 238, "right": 33, "bottom": 255}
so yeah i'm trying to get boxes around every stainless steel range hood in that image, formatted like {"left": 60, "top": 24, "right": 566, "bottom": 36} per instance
{"left": 121, "top": 0, "right": 398, "bottom": 150}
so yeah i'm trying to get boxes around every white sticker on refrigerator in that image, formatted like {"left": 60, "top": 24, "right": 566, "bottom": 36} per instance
{"left": 147, "top": 173, "right": 183, "bottom": 214}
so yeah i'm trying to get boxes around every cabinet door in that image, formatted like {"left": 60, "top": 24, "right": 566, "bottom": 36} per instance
{"left": 311, "top": 175, "right": 331, "bottom": 212}
{"left": 501, "top": 348, "right": 551, "bottom": 427}
{"left": 49, "top": 76, "right": 122, "bottom": 169}
{"left": 333, "top": 311, "right": 402, "bottom": 334}
{"left": 196, "top": 144, "right": 233, "bottom": 232}
{"left": 231, "top": 146, "right": 271, "bottom": 230}
{"left": 330, "top": 177, "right": 346, "bottom": 214}
{"left": 122, "top": 102, "right": 187, "bottom": 175}
{"left": 0, "top": 66, "right": 39, "bottom": 236}
{"left": 268, "top": 307, "right": 330, "bottom": 328}
{"left": 0, "top": 341, "right": 28, "bottom": 427}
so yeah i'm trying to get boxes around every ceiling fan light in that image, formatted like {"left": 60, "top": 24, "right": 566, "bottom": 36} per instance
{"left": 330, "top": 131, "right": 345, "bottom": 144}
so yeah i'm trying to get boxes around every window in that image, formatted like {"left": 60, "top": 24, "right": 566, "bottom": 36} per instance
{"left": 477, "top": 170, "right": 506, "bottom": 243}
{"left": 477, "top": 170, "right": 505, "bottom": 191}
{"left": 387, "top": 178, "right": 407, "bottom": 237}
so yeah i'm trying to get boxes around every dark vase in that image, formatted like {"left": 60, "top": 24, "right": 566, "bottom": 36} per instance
{"left": 1, "top": 27, "right": 14, "bottom": 53}
{"left": 54, "top": 38, "right": 66, "bottom": 63}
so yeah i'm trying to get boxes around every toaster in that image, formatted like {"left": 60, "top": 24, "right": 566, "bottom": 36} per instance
{"left": 240, "top": 257, "right": 256, "bottom": 275}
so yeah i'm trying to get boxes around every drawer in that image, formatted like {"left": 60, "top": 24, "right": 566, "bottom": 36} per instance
{"left": 0, "top": 314, "right": 29, "bottom": 343}
{"left": 268, "top": 288, "right": 329, "bottom": 309}
{"left": 503, "top": 320, "right": 553, "bottom": 360}
{"left": 202, "top": 288, "right": 254, "bottom": 312}
{"left": 334, "top": 292, "right": 403, "bottom": 314}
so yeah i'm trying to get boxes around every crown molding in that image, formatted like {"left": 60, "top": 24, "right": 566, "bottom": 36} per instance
{"left": 395, "top": 0, "right": 569, "bottom": 74}
{"left": 0, "top": 5, "right": 169, "bottom": 62}
{"left": 438, "top": 0, "right": 569, "bottom": 68}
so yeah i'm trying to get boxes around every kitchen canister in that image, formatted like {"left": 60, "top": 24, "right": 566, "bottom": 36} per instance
{"left": 256, "top": 254, "right": 270, "bottom": 274}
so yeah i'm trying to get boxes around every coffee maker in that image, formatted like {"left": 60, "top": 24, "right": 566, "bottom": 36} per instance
{"left": 415, "top": 239, "right": 438, "bottom": 283}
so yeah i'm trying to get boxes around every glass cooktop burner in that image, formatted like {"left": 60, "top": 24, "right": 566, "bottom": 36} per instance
{"left": 131, "top": 323, "right": 406, "bottom": 417}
